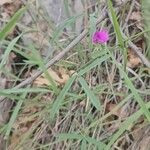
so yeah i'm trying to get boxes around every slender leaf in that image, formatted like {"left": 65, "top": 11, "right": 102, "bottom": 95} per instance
{"left": 4, "top": 91, "right": 27, "bottom": 139}
{"left": 50, "top": 74, "right": 77, "bottom": 120}
{"left": 142, "top": 0, "right": 150, "bottom": 59}
{"left": 58, "top": 133, "right": 106, "bottom": 149}
{"left": 86, "top": 94, "right": 132, "bottom": 131}
{"left": 81, "top": 140, "right": 87, "bottom": 150}
{"left": 107, "top": 0, "right": 127, "bottom": 70}
{"left": 78, "top": 54, "right": 110, "bottom": 76}
{"left": 110, "top": 54, "right": 150, "bottom": 122}
{"left": 106, "top": 100, "right": 150, "bottom": 150}
{"left": 0, "top": 7, "right": 26, "bottom": 40}
{"left": 107, "top": 0, "right": 124, "bottom": 47}
{"left": 118, "top": 64, "right": 150, "bottom": 122}
{"left": 0, "top": 34, "right": 22, "bottom": 70}
{"left": 78, "top": 76, "right": 101, "bottom": 110}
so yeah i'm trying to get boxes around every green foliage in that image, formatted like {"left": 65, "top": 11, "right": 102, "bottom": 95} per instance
{"left": 0, "top": 7, "right": 26, "bottom": 40}
{"left": 78, "top": 76, "right": 101, "bottom": 110}
{"left": 0, "top": 1, "right": 149, "bottom": 149}
{"left": 142, "top": 0, "right": 150, "bottom": 59}
{"left": 107, "top": 0, "right": 127, "bottom": 70}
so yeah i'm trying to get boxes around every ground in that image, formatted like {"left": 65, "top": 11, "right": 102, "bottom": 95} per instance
{"left": 0, "top": 0, "right": 150, "bottom": 150}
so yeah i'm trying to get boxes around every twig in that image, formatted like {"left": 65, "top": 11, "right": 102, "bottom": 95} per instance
{"left": 121, "top": 0, "right": 150, "bottom": 68}
{"left": 14, "top": 4, "right": 150, "bottom": 89}
{"left": 14, "top": 8, "right": 107, "bottom": 89}
{"left": 128, "top": 41, "right": 150, "bottom": 68}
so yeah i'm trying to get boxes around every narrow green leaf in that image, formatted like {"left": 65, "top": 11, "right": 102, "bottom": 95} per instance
{"left": 105, "top": 100, "right": 150, "bottom": 150}
{"left": 142, "top": 0, "right": 150, "bottom": 59}
{"left": 64, "top": 0, "right": 71, "bottom": 18}
{"left": 58, "top": 133, "right": 106, "bottom": 149}
{"left": 0, "top": 7, "right": 26, "bottom": 40}
{"left": 118, "top": 64, "right": 150, "bottom": 122}
{"left": 107, "top": 0, "right": 124, "bottom": 47}
{"left": 110, "top": 55, "right": 150, "bottom": 122}
{"left": 89, "top": 13, "right": 97, "bottom": 36}
{"left": 0, "top": 34, "right": 22, "bottom": 70}
{"left": 0, "top": 92, "right": 25, "bottom": 101}
{"left": 50, "top": 74, "right": 77, "bottom": 120}
{"left": 85, "top": 94, "right": 133, "bottom": 133}
{"left": 81, "top": 140, "right": 87, "bottom": 150}
{"left": 78, "top": 54, "right": 110, "bottom": 76}
{"left": 78, "top": 76, "right": 101, "bottom": 110}
{"left": 107, "top": 0, "right": 127, "bottom": 70}
{"left": 89, "top": 13, "right": 97, "bottom": 50}
{"left": 52, "top": 14, "right": 83, "bottom": 43}
{"left": 4, "top": 91, "right": 27, "bottom": 139}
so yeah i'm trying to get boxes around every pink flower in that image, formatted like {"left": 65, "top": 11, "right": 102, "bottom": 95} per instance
{"left": 92, "top": 30, "right": 109, "bottom": 44}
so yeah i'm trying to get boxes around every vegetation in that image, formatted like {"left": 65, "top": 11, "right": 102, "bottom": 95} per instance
{"left": 0, "top": 0, "right": 150, "bottom": 149}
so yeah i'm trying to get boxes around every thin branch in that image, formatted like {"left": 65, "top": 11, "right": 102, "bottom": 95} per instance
{"left": 14, "top": 4, "right": 150, "bottom": 89}
{"left": 128, "top": 41, "right": 150, "bottom": 68}
{"left": 14, "top": 8, "right": 107, "bottom": 89}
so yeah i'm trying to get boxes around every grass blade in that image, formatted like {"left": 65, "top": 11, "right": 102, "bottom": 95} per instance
{"left": 107, "top": 0, "right": 127, "bottom": 70}
{"left": 4, "top": 91, "right": 27, "bottom": 139}
{"left": 0, "top": 7, "right": 26, "bottom": 40}
{"left": 105, "top": 100, "right": 150, "bottom": 150}
{"left": 52, "top": 14, "right": 83, "bottom": 43}
{"left": 142, "top": 0, "right": 150, "bottom": 59}
{"left": 110, "top": 54, "right": 150, "bottom": 122}
{"left": 0, "top": 34, "right": 22, "bottom": 70}
{"left": 78, "top": 76, "right": 101, "bottom": 110}
{"left": 118, "top": 64, "right": 150, "bottom": 122}
{"left": 58, "top": 133, "right": 106, "bottom": 149}
{"left": 107, "top": 0, "right": 124, "bottom": 47}
{"left": 50, "top": 74, "right": 77, "bottom": 120}
{"left": 78, "top": 54, "right": 110, "bottom": 76}
{"left": 81, "top": 140, "right": 87, "bottom": 150}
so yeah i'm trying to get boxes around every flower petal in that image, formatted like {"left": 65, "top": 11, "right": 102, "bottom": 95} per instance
{"left": 92, "top": 30, "right": 109, "bottom": 44}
